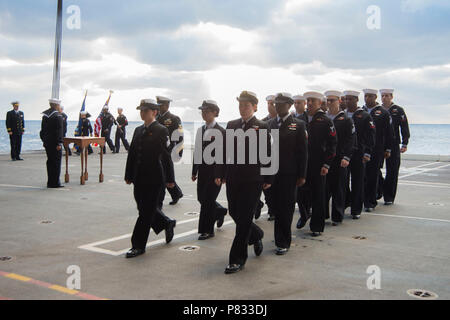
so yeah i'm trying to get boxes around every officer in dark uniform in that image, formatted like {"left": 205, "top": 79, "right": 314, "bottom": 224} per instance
{"left": 256, "top": 95, "right": 277, "bottom": 221}
{"left": 268, "top": 93, "right": 308, "bottom": 255}
{"left": 115, "top": 107, "right": 130, "bottom": 153}
{"left": 60, "top": 106, "right": 72, "bottom": 156}
{"left": 293, "top": 95, "right": 311, "bottom": 228}
{"left": 363, "top": 89, "right": 394, "bottom": 212}
{"left": 156, "top": 96, "right": 184, "bottom": 206}
{"left": 124, "top": 99, "right": 177, "bottom": 259}
{"left": 300, "top": 92, "right": 337, "bottom": 237}
{"left": 380, "top": 89, "right": 410, "bottom": 205}
{"left": 344, "top": 91, "right": 376, "bottom": 218}
{"left": 6, "top": 101, "right": 25, "bottom": 161}
{"left": 100, "top": 106, "right": 117, "bottom": 153}
{"left": 216, "top": 91, "right": 274, "bottom": 274}
{"left": 192, "top": 100, "right": 228, "bottom": 240}
{"left": 324, "top": 91, "right": 356, "bottom": 225}
{"left": 40, "top": 99, "right": 64, "bottom": 188}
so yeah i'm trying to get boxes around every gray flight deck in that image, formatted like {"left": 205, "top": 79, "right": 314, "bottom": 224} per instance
{"left": 0, "top": 150, "right": 449, "bottom": 300}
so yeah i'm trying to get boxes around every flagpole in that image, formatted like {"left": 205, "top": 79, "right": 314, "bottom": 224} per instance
{"left": 51, "top": 0, "right": 63, "bottom": 99}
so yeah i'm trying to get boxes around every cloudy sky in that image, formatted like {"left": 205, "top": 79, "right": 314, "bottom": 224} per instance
{"left": 1, "top": 0, "right": 450, "bottom": 123}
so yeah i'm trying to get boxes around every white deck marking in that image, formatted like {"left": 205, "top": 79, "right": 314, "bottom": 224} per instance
{"left": 0, "top": 184, "right": 70, "bottom": 191}
{"left": 365, "top": 213, "right": 450, "bottom": 224}
{"left": 78, "top": 215, "right": 235, "bottom": 256}
{"left": 399, "top": 163, "right": 450, "bottom": 179}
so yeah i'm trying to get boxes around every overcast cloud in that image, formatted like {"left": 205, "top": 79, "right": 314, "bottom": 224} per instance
{"left": 1, "top": 0, "right": 449, "bottom": 123}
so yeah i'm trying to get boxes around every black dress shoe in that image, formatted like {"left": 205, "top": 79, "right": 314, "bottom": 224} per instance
{"left": 384, "top": 201, "right": 393, "bottom": 206}
{"left": 165, "top": 220, "right": 176, "bottom": 243}
{"left": 169, "top": 194, "right": 183, "bottom": 205}
{"left": 253, "top": 240, "right": 263, "bottom": 256}
{"left": 224, "top": 264, "right": 244, "bottom": 274}
{"left": 126, "top": 248, "right": 145, "bottom": 258}
{"left": 352, "top": 215, "right": 361, "bottom": 220}
{"left": 16, "top": 157, "right": 24, "bottom": 161}
{"left": 311, "top": 232, "right": 322, "bottom": 237}
{"left": 198, "top": 233, "right": 214, "bottom": 240}
{"left": 216, "top": 208, "right": 227, "bottom": 228}
{"left": 275, "top": 247, "right": 288, "bottom": 255}
{"left": 47, "top": 184, "right": 64, "bottom": 188}
{"left": 296, "top": 217, "right": 306, "bottom": 229}
{"left": 365, "top": 207, "right": 374, "bottom": 212}
{"left": 332, "top": 221, "right": 342, "bottom": 226}
{"left": 254, "top": 201, "right": 264, "bottom": 220}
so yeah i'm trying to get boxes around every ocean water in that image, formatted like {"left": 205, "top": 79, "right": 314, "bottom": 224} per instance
{"left": 0, "top": 121, "right": 449, "bottom": 156}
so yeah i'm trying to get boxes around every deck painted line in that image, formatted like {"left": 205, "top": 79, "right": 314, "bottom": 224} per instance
{"left": 0, "top": 296, "right": 13, "bottom": 300}
{"left": 0, "top": 270, "right": 109, "bottom": 300}
{"left": 365, "top": 213, "right": 450, "bottom": 223}
{"left": 79, "top": 212, "right": 268, "bottom": 256}
{"left": 399, "top": 182, "right": 450, "bottom": 189}
{"left": 401, "top": 180, "right": 450, "bottom": 187}
{"left": 399, "top": 163, "right": 450, "bottom": 179}
{"left": 0, "top": 184, "right": 70, "bottom": 191}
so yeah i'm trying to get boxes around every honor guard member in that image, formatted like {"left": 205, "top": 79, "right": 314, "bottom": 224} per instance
{"left": 192, "top": 100, "right": 228, "bottom": 240}
{"left": 268, "top": 93, "right": 308, "bottom": 255}
{"left": 100, "top": 106, "right": 117, "bottom": 153}
{"left": 156, "top": 96, "right": 184, "bottom": 206}
{"left": 300, "top": 92, "right": 337, "bottom": 236}
{"left": 115, "top": 107, "right": 130, "bottom": 153}
{"left": 124, "top": 99, "right": 177, "bottom": 259}
{"left": 216, "top": 91, "right": 273, "bottom": 274}
{"left": 344, "top": 91, "right": 376, "bottom": 218}
{"left": 40, "top": 99, "right": 64, "bottom": 188}
{"left": 324, "top": 91, "right": 356, "bottom": 225}
{"left": 257, "top": 95, "right": 277, "bottom": 221}
{"left": 60, "top": 106, "right": 72, "bottom": 156}
{"left": 363, "top": 89, "right": 394, "bottom": 212}
{"left": 77, "top": 111, "right": 93, "bottom": 155}
{"left": 6, "top": 101, "right": 25, "bottom": 161}
{"left": 380, "top": 89, "right": 410, "bottom": 205}
{"left": 293, "top": 95, "right": 311, "bottom": 228}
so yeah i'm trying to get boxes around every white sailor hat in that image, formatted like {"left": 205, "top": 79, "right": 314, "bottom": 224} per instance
{"left": 11, "top": 101, "right": 20, "bottom": 106}
{"left": 137, "top": 98, "right": 160, "bottom": 110}
{"left": 293, "top": 95, "right": 306, "bottom": 101}
{"left": 156, "top": 96, "right": 172, "bottom": 103}
{"left": 117, "top": 107, "right": 123, "bottom": 110}
{"left": 266, "top": 95, "right": 276, "bottom": 102}
{"left": 49, "top": 98, "right": 61, "bottom": 105}
{"left": 380, "top": 89, "right": 394, "bottom": 95}
{"left": 274, "top": 92, "right": 294, "bottom": 104}
{"left": 363, "top": 89, "right": 378, "bottom": 95}
{"left": 343, "top": 91, "right": 360, "bottom": 97}
{"left": 324, "top": 90, "right": 343, "bottom": 98}
{"left": 303, "top": 91, "right": 324, "bottom": 100}
{"left": 102, "top": 105, "right": 109, "bottom": 110}
{"left": 80, "top": 111, "right": 88, "bottom": 115}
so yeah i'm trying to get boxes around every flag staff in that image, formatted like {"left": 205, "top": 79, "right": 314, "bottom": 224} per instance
{"left": 51, "top": 0, "right": 63, "bottom": 99}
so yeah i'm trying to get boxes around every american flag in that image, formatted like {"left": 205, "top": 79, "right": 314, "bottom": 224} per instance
{"left": 94, "top": 90, "right": 113, "bottom": 137}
